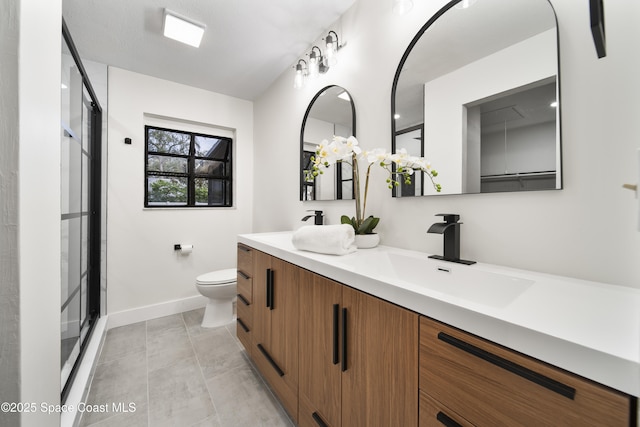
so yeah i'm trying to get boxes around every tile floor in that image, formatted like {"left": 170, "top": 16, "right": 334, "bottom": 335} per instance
{"left": 78, "top": 309, "right": 294, "bottom": 427}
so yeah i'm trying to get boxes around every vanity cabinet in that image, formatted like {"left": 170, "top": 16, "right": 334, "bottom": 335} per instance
{"left": 251, "top": 250, "right": 300, "bottom": 422}
{"left": 236, "top": 244, "right": 253, "bottom": 353}
{"left": 419, "top": 317, "right": 634, "bottom": 426}
{"left": 299, "top": 273, "right": 419, "bottom": 427}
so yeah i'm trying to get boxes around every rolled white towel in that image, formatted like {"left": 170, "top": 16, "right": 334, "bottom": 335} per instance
{"left": 292, "top": 224, "right": 357, "bottom": 255}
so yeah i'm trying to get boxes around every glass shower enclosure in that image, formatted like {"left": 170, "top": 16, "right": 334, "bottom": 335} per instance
{"left": 60, "top": 19, "right": 102, "bottom": 402}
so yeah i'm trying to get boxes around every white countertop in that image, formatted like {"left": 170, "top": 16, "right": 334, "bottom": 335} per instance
{"left": 239, "top": 231, "right": 640, "bottom": 397}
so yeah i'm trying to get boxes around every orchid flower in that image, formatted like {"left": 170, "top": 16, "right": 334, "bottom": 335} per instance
{"left": 311, "top": 136, "right": 441, "bottom": 233}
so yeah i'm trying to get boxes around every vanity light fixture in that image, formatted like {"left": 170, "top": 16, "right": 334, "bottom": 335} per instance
{"left": 392, "top": 0, "right": 414, "bottom": 16}
{"left": 324, "top": 31, "right": 340, "bottom": 67}
{"left": 163, "top": 9, "right": 206, "bottom": 48}
{"left": 308, "top": 46, "right": 328, "bottom": 78}
{"left": 550, "top": 101, "right": 558, "bottom": 108}
{"left": 293, "top": 59, "right": 308, "bottom": 89}
{"left": 394, "top": 113, "right": 401, "bottom": 120}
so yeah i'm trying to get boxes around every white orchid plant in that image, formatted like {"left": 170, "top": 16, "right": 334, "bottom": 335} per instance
{"left": 311, "top": 136, "right": 441, "bottom": 235}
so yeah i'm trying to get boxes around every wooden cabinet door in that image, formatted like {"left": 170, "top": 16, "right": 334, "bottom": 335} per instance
{"left": 341, "top": 286, "right": 419, "bottom": 427}
{"left": 299, "top": 274, "right": 343, "bottom": 427}
{"left": 252, "top": 250, "right": 272, "bottom": 348}
{"left": 267, "top": 257, "right": 300, "bottom": 420}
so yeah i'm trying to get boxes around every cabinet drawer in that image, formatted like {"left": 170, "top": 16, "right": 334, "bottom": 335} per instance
{"left": 236, "top": 286, "right": 252, "bottom": 353}
{"left": 237, "top": 271, "right": 252, "bottom": 302}
{"left": 419, "top": 317, "right": 632, "bottom": 426}
{"left": 237, "top": 244, "right": 253, "bottom": 277}
{"left": 237, "top": 244, "right": 253, "bottom": 301}
{"left": 419, "top": 391, "right": 473, "bottom": 427}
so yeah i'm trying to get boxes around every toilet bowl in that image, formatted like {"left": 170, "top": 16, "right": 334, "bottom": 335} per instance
{"left": 195, "top": 268, "right": 237, "bottom": 328}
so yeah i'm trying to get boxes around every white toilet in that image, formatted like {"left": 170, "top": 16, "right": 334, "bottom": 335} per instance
{"left": 195, "top": 268, "right": 237, "bottom": 328}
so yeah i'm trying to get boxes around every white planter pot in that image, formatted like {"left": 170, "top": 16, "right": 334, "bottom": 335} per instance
{"left": 354, "top": 233, "right": 380, "bottom": 249}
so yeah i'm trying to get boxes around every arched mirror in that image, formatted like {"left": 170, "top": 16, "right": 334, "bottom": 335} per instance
{"left": 300, "top": 85, "right": 356, "bottom": 201}
{"left": 392, "top": 0, "right": 560, "bottom": 196}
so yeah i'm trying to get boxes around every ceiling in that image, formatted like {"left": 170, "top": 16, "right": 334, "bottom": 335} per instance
{"left": 62, "top": 0, "right": 356, "bottom": 101}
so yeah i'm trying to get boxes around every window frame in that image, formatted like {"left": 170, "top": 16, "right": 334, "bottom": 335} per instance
{"left": 144, "top": 125, "right": 233, "bottom": 208}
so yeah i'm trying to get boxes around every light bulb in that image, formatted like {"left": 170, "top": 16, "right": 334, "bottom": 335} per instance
{"left": 294, "top": 70, "right": 304, "bottom": 89}
{"left": 309, "top": 55, "right": 319, "bottom": 78}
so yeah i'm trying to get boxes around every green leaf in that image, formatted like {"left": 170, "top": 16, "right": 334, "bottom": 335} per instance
{"left": 357, "top": 216, "right": 379, "bottom": 235}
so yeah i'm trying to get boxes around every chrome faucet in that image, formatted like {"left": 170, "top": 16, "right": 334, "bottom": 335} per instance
{"left": 427, "top": 214, "right": 476, "bottom": 265}
{"left": 301, "top": 210, "right": 324, "bottom": 225}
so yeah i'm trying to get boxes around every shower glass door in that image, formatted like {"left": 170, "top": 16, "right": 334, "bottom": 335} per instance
{"left": 60, "top": 21, "right": 102, "bottom": 401}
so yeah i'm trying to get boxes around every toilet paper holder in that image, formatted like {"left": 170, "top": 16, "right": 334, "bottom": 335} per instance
{"left": 174, "top": 244, "right": 194, "bottom": 251}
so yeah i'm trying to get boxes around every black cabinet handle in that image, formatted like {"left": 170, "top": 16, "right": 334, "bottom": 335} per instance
{"left": 237, "top": 294, "right": 250, "bottom": 306}
{"left": 238, "top": 245, "right": 251, "bottom": 252}
{"left": 265, "top": 268, "right": 272, "bottom": 308}
{"left": 238, "top": 270, "right": 250, "bottom": 280}
{"left": 436, "top": 411, "right": 463, "bottom": 427}
{"left": 267, "top": 269, "right": 275, "bottom": 310}
{"left": 257, "top": 343, "right": 284, "bottom": 377}
{"left": 341, "top": 307, "right": 347, "bottom": 372}
{"left": 312, "top": 411, "right": 328, "bottom": 427}
{"left": 237, "top": 318, "right": 250, "bottom": 333}
{"left": 437, "top": 332, "right": 576, "bottom": 400}
{"left": 332, "top": 304, "right": 339, "bottom": 365}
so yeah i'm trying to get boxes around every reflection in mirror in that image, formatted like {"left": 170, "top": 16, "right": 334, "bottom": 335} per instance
{"left": 300, "top": 85, "right": 356, "bottom": 201}
{"left": 392, "top": 0, "right": 560, "bottom": 196}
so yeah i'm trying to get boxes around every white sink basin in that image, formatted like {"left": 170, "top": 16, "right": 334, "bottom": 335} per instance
{"left": 352, "top": 251, "right": 534, "bottom": 308}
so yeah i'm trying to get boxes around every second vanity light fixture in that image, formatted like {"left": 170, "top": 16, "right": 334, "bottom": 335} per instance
{"left": 293, "top": 30, "right": 343, "bottom": 89}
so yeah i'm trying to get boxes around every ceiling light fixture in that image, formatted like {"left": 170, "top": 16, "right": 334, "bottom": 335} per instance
{"left": 163, "top": 9, "right": 206, "bottom": 48}
{"left": 392, "top": 0, "right": 414, "bottom": 16}
{"left": 293, "top": 59, "right": 308, "bottom": 89}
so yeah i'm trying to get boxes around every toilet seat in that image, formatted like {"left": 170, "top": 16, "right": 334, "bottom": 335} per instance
{"left": 196, "top": 268, "right": 237, "bottom": 286}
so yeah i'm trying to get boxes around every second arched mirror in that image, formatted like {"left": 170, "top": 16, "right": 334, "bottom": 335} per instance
{"left": 392, "top": 0, "right": 561, "bottom": 197}
{"left": 300, "top": 85, "right": 356, "bottom": 201}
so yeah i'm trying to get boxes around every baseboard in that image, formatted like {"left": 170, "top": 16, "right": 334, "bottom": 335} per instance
{"left": 106, "top": 295, "right": 208, "bottom": 330}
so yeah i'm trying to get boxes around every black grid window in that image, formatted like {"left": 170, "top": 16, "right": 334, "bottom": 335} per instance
{"left": 145, "top": 126, "right": 232, "bottom": 207}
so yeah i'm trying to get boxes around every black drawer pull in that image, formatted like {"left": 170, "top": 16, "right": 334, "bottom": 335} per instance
{"left": 312, "top": 411, "right": 328, "bottom": 427}
{"left": 237, "top": 318, "right": 250, "bottom": 333}
{"left": 332, "top": 304, "right": 339, "bottom": 365}
{"left": 257, "top": 343, "right": 285, "bottom": 377}
{"left": 265, "top": 269, "right": 272, "bottom": 308}
{"left": 238, "top": 245, "right": 251, "bottom": 252}
{"left": 237, "top": 293, "right": 250, "bottom": 306}
{"left": 238, "top": 270, "right": 250, "bottom": 280}
{"left": 269, "top": 269, "right": 275, "bottom": 310}
{"left": 438, "top": 332, "right": 576, "bottom": 400}
{"left": 341, "top": 307, "right": 348, "bottom": 372}
{"left": 436, "top": 411, "right": 462, "bottom": 427}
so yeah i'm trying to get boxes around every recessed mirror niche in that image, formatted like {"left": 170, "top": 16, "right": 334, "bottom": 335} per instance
{"left": 300, "top": 85, "right": 356, "bottom": 201}
{"left": 392, "top": 0, "right": 561, "bottom": 196}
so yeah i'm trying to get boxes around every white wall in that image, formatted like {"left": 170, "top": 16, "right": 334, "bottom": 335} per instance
{"left": 253, "top": 0, "right": 640, "bottom": 289}
{"left": 18, "top": 0, "right": 62, "bottom": 425}
{"left": 107, "top": 67, "right": 253, "bottom": 315}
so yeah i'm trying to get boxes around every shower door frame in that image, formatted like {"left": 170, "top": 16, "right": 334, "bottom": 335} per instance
{"left": 60, "top": 18, "right": 102, "bottom": 403}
